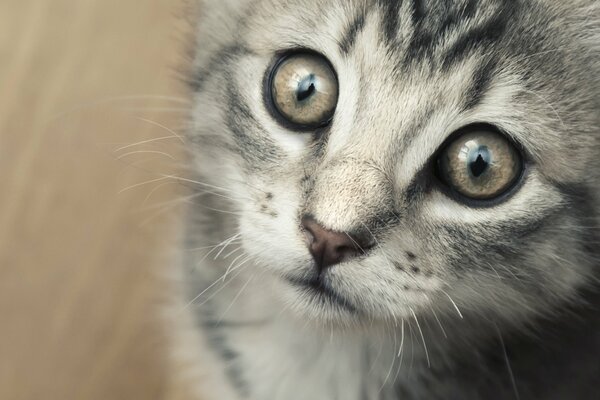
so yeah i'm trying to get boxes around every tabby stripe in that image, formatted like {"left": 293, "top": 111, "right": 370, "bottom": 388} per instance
{"left": 404, "top": 0, "right": 431, "bottom": 63}
{"left": 339, "top": 10, "right": 367, "bottom": 55}
{"left": 404, "top": 31, "right": 435, "bottom": 62}
{"left": 463, "top": 57, "right": 498, "bottom": 111}
{"left": 200, "top": 302, "right": 251, "bottom": 397}
{"left": 405, "top": 0, "right": 479, "bottom": 65}
{"left": 435, "top": 0, "right": 479, "bottom": 41}
{"left": 225, "top": 78, "right": 283, "bottom": 165}
{"left": 410, "top": 0, "right": 426, "bottom": 27}
{"left": 376, "top": 0, "right": 403, "bottom": 45}
{"left": 441, "top": 4, "right": 516, "bottom": 70}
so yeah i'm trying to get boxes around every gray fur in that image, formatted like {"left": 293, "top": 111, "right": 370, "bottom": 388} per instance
{"left": 173, "top": 1, "right": 600, "bottom": 399}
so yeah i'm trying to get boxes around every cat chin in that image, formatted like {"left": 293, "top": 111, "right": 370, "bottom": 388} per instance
{"left": 276, "top": 278, "right": 421, "bottom": 329}
{"left": 285, "top": 297, "right": 363, "bottom": 327}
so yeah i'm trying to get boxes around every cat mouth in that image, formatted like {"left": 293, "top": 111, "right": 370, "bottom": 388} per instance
{"left": 286, "top": 275, "right": 358, "bottom": 314}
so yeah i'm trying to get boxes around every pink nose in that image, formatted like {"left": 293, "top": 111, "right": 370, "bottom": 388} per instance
{"left": 301, "top": 216, "right": 374, "bottom": 272}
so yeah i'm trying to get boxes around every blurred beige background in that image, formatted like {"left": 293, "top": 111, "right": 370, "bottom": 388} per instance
{"left": 0, "top": 1, "right": 190, "bottom": 399}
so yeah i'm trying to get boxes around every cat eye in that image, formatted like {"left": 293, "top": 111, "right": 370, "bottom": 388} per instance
{"left": 267, "top": 52, "right": 338, "bottom": 129}
{"left": 437, "top": 127, "right": 523, "bottom": 201}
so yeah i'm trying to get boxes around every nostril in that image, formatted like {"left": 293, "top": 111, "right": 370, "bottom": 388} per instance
{"left": 333, "top": 244, "right": 360, "bottom": 260}
{"left": 300, "top": 215, "right": 376, "bottom": 272}
{"left": 301, "top": 216, "right": 324, "bottom": 242}
{"left": 302, "top": 224, "right": 316, "bottom": 245}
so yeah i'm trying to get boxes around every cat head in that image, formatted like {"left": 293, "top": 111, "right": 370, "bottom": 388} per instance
{"left": 187, "top": 0, "right": 599, "bottom": 326}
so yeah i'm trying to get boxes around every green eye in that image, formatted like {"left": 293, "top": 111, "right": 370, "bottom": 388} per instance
{"left": 437, "top": 128, "right": 523, "bottom": 201}
{"left": 268, "top": 52, "right": 338, "bottom": 129}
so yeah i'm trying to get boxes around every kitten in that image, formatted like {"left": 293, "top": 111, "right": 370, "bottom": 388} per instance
{"left": 171, "top": 1, "right": 600, "bottom": 399}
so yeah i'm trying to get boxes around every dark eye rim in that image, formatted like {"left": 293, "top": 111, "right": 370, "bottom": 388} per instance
{"left": 432, "top": 123, "right": 529, "bottom": 208}
{"left": 262, "top": 49, "right": 339, "bottom": 132}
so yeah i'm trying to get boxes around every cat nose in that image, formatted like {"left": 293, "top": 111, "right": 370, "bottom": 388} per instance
{"left": 301, "top": 216, "right": 374, "bottom": 272}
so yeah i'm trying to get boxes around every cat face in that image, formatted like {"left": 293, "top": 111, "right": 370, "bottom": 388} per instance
{"left": 188, "top": 0, "right": 599, "bottom": 325}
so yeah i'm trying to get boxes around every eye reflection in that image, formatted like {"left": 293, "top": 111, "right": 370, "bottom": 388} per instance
{"left": 296, "top": 74, "right": 317, "bottom": 102}
{"left": 468, "top": 146, "right": 490, "bottom": 178}
{"left": 438, "top": 128, "right": 522, "bottom": 201}
{"left": 269, "top": 52, "right": 338, "bottom": 128}
{"left": 457, "top": 141, "right": 492, "bottom": 179}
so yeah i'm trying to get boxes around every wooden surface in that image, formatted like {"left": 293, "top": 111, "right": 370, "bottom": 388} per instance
{"left": 0, "top": 1, "right": 189, "bottom": 399}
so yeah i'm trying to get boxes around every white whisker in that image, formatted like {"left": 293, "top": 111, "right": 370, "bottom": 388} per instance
{"left": 213, "top": 234, "right": 244, "bottom": 260}
{"left": 222, "top": 253, "right": 249, "bottom": 280}
{"left": 397, "top": 318, "right": 406, "bottom": 358}
{"left": 115, "top": 135, "right": 184, "bottom": 152}
{"left": 181, "top": 269, "right": 240, "bottom": 311}
{"left": 199, "top": 232, "right": 242, "bottom": 262}
{"left": 223, "top": 246, "right": 244, "bottom": 259}
{"left": 135, "top": 116, "right": 185, "bottom": 143}
{"left": 411, "top": 308, "right": 430, "bottom": 368}
{"left": 441, "top": 290, "right": 464, "bottom": 319}
{"left": 119, "top": 176, "right": 170, "bottom": 194}
{"left": 496, "top": 324, "right": 520, "bottom": 400}
{"left": 117, "top": 150, "right": 176, "bottom": 160}
{"left": 196, "top": 263, "right": 254, "bottom": 309}
{"left": 379, "top": 328, "right": 398, "bottom": 393}
{"left": 216, "top": 274, "right": 255, "bottom": 324}
{"left": 430, "top": 307, "right": 448, "bottom": 339}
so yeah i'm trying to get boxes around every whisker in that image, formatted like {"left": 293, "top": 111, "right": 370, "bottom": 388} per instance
{"left": 216, "top": 274, "right": 255, "bottom": 325}
{"left": 117, "top": 150, "right": 176, "bottom": 160}
{"left": 105, "top": 94, "right": 190, "bottom": 103}
{"left": 119, "top": 176, "right": 170, "bottom": 194}
{"left": 379, "top": 328, "right": 398, "bottom": 393}
{"left": 135, "top": 116, "right": 185, "bottom": 143}
{"left": 519, "top": 88, "right": 566, "bottom": 130}
{"left": 213, "top": 234, "right": 244, "bottom": 260}
{"left": 122, "top": 106, "right": 190, "bottom": 113}
{"left": 368, "top": 333, "right": 385, "bottom": 374}
{"left": 182, "top": 270, "right": 248, "bottom": 311}
{"left": 139, "top": 202, "right": 181, "bottom": 227}
{"left": 186, "top": 240, "right": 239, "bottom": 253}
{"left": 139, "top": 192, "right": 211, "bottom": 216}
{"left": 225, "top": 256, "right": 253, "bottom": 277}
{"left": 196, "top": 265, "right": 252, "bottom": 308}
{"left": 397, "top": 318, "right": 406, "bottom": 357}
{"left": 140, "top": 181, "right": 186, "bottom": 208}
{"left": 513, "top": 48, "right": 565, "bottom": 64}
{"left": 223, "top": 246, "right": 244, "bottom": 259}
{"left": 115, "top": 135, "right": 184, "bottom": 152}
{"left": 441, "top": 290, "right": 464, "bottom": 319}
{"left": 198, "top": 232, "right": 242, "bottom": 262}
{"left": 496, "top": 324, "right": 521, "bottom": 400}
{"left": 222, "top": 253, "right": 249, "bottom": 280}
{"left": 120, "top": 173, "right": 248, "bottom": 203}
{"left": 181, "top": 269, "right": 241, "bottom": 311}
{"left": 200, "top": 205, "right": 243, "bottom": 216}
{"left": 430, "top": 307, "right": 448, "bottom": 339}
{"left": 160, "top": 174, "right": 249, "bottom": 197}
{"left": 410, "top": 308, "right": 430, "bottom": 368}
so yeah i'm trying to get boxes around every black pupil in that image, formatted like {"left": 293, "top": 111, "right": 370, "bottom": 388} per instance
{"left": 297, "top": 74, "right": 316, "bottom": 102}
{"left": 469, "top": 147, "right": 490, "bottom": 178}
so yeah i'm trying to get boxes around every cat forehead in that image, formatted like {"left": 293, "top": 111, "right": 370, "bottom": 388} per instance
{"left": 238, "top": 1, "right": 543, "bottom": 100}
{"left": 241, "top": 0, "right": 531, "bottom": 47}
{"left": 233, "top": 2, "right": 531, "bottom": 160}
{"left": 194, "top": 0, "right": 598, "bottom": 182}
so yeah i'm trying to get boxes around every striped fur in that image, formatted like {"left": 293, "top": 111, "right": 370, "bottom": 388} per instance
{"left": 172, "top": 1, "right": 600, "bottom": 399}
